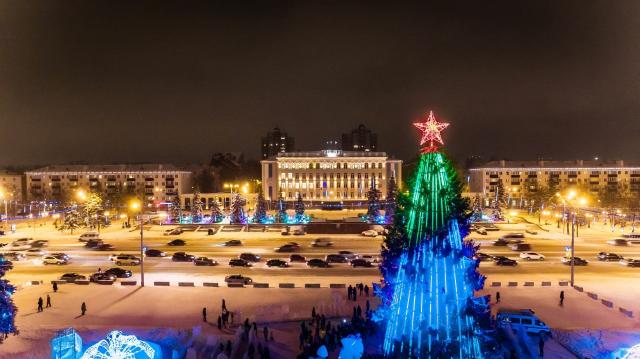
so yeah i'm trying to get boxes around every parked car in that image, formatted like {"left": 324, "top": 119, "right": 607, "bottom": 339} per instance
{"left": 361, "top": 230, "right": 378, "bottom": 237}
{"left": 42, "top": 255, "right": 67, "bottom": 265}
{"left": 266, "top": 259, "right": 290, "bottom": 268}
{"left": 105, "top": 267, "right": 133, "bottom": 278}
{"left": 60, "top": 273, "right": 86, "bottom": 282}
{"left": 115, "top": 255, "right": 141, "bottom": 266}
{"left": 172, "top": 252, "right": 195, "bottom": 262}
{"left": 194, "top": 257, "right": 218, "bottom": 266}
{"left": 229, "top": 258, "right": 252, "bottom": 267}
{"left": 90, "top": 272, "right": 116, "bottom": 282}
{"left": 307, "top": 259, "right": 330, "bottom": 268}
{"left": 224, "top": 240, "right": 242, "bottom": 246}
{"left": 145, "top": 249, "right": 166, "bottom": 257}
{"left": 292, "top": 229, "right": 306, "bottom": 236}
{"left": 95, "top": 243, "right": 115, "bottom": 251}
{"left": 84, "top": 239, "right": 103, "bottom": 248}
{"left": 607, "top": 238, "right": 629, "bottom": 246}
{"left": 474, "top": 252, "right": 494, "bottom": 262}
{"left": 475, "top": 228, "right": 488, "bottom": 235}
{"left": 225, "top": 274, "right": 253, "bottom": 285}
{"left": 325, "top": 254, "right": 349, "bottom": 263}
{"left": 275, "top": 244, "right": 299, "bottom": 252}
{"left": 597, "top": 252, "right": 624, "bottom": 261}
{"left": 26, "top": 248, "right": 47, "bottom": 256}
{"left": 311, "top": 238, "right": 334, "bottom": 247}
{"left": 79, "top": 232, "right": 100, "bottom": 242}
{"left": 519, "top": 252, "right": 545, "bottom": 261}
{"left": 167, "top": 239, "right": 186, "bottom": 246}
{"left": 509, "top": 243, "right": 532, "bottom": 251}
{"left": 239, "top": 253, "right": 261, "bottom": 262}
{"left": 164, "top": 228, "right": 184, "bottom": 236}
{"left": 620, "top": 258, "right": 640, "bottom": 267}
{"left": 30, "top": 240, "right": 49, "bottom": 248}
{"left": 338, "top": 251, "right": 358, "bottom": 260}
{"left": 360, "top": 255, "right": 381, "bottom": 263}
{"left": 493, "top": 238, "right": 509, "bottom": 246}
{"left": 502, "top": 233, "right": 525, "bottom": 239}
{"left": 109, "top": 253, "right": 129, "bottom": 261}
{"left": 280, "top": 231, "right": 291, "bottom": 236}
{"left": 561, "top": 257, "right": 588, "bottom": 266}
{"left": 350, "top": 259, "right": 373, "bottom": 268}
{"left": 289, "top": 254, "right": 307, "bottom": 263}
{"left": 494, "top": 256, "right": 518, "bottom": 266}
{"left": 496, "top": 309, "right": 551, "bottom": 335}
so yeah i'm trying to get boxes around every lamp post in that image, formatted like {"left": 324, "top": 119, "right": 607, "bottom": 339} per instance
{"left": 130, "top": 200, "right": 144, "bottom": 287}
{"left": 557, "top": 190, "right": 587, "bottom": 287}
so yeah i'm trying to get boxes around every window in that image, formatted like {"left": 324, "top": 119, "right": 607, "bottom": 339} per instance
{"left": 520, "top": 318, "right": 532, "bottom": 325}
{"left": 268, "top": 164, "right": 273, "bottom": 178}
{"left": 510, "top": 317, "right": 521, "bottom": 324}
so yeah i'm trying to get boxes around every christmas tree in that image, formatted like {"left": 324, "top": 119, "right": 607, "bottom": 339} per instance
{"left": 383, "top": 176, "right": 398, "bottom": 224}
{"left": 0, "top": 255, "right": 17, "bottom": 343}
{"left": 59, "top": 209, "right": 82, "bottom": 234}
{"left": 491, "top": 182, "right": 505, "bottom": 221}
{"left": 378, "top": 112, "right": 490, "bottom": 358}
{"left": 366, "top": 178, "right": 381, "bottom": 223}
{"left": 470, "top": 194, "right": 484, "bottom": 222}
{"left": 275, "top": 195, "right": 287, "bottom": 223}
{"left": 170, "top": 196, "right": 182, "bottom": 224}
{"left": 230, "top": 193, "right": 247, "bottom": 224}
{"left": 191, "top": 192, "right": 204, "bottom": 223}
{"left": 294, "top": 193, "right": 306, "bottom": 223}
{"left": 254, "top": 189, "right": 268, "bottom": 224}
{"left": 210, "top": 198, "right": 224, "bottom": 223}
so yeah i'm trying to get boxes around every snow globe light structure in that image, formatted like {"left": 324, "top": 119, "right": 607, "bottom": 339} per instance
{"left": 80, "top": 331, "right": 161, "bottom": 359}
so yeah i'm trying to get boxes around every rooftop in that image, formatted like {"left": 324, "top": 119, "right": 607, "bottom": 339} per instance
{"left": 26, "top": 164, "right": 189, "bottom": 174}
{"left": 470, "top": 160, "right": 640, "bottom": 170}
{"left": 274, "top": 150, "right": 388, "bottom": 159}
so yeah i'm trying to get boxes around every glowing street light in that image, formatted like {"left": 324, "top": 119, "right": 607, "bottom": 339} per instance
{"left": 129, "top": 199, "right": 145, "bottom": 287}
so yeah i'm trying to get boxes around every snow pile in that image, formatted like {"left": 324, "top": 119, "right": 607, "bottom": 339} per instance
{"left": 554, "top": 329, "right": 640, "bottom": 359}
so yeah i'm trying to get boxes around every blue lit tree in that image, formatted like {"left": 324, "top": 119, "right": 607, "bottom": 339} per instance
{"left": 275, "top": 194, "right": 287, "bottom": 223}
{"left": 209, "top": 198, "right": 224, "bottom": 223}
{"left": 294, "top": 193, "right": 305, "bottom": 223}
{"left": 366, "top": 178, "right": 381, "bottom": 223}
{"left": 470, "top": 194, "right": 484, "bottom": 222}
{"left": 253, "top": 189, "right": 268, "bottom": 224}
{"left": 230, "top": 193, "right": 247, "bottom": 224}
{"left": 191, "top": 192, "right": 204, "bottom": 223}
{"left": 0, "top": 256, "right": 17, "bottom": 343}
{"left": 377, "top": 112, "right": 491, "bottom": 358}
{"left": 170, "top": 196, "right": 182, "bottom": 224}
{"left": 383, "top": 176, "right": 398, "bottom": 224}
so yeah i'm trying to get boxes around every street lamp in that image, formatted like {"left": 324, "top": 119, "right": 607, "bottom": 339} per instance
{"left": 129, "top": 199, "right": 145, "bottom": 287}
{"left": 557, "top": 190, "right": 588, "bottom": 287}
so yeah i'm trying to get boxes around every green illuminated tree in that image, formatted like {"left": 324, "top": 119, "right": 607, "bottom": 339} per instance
{"left": 366, "top": 179, "right": 381, "bottom": 222}
{"left": 253, "top": 189, "right": 268, "bottom": 224}
{"left": 191, "top": 192, "right": 204, "bottom": 223}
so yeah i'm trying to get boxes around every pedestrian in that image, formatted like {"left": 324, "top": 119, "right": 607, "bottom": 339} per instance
{"left": 366, "top": 299, "right": 370, "bottom": 313}
{"left": 52, "top": 282, "right": 58, "bottom": 293}
{"left": 538, "top": 335, "right": 545, "bottom": 357}
{"left": 359, "top": 283, "right": 363, "bottom": 296}
{"left": 202, "top": 307, "right": 207, "bottom": 322}
{"left": 312, "top": 306, "right": 316, "bottom": 319}
{"left": 496, "top": 291, "right": 501, "bottom": 303}
{"left": 81, "top": 302, "right": 87, "bottom": 316}
{"left": 222, "top": 299, "right": 226, "bottom": 311}
{"left": 353, "top": 289, "right": 357, "bottom": 301}
{"left": 357, "top": 305, "right": 362, "bottom": 318}
{"left": 37, "top": 297, "right": 43, "bottom": 312}
{"left": 253, "top": 322, "right": 258, "bottom": 337}
{"left": 560, "top": 290, "right": 565, "bottom": 306}
{"left": 217, "top": 315, "right": 222, "bottom": 330}
{"left": 347, "top": 285, "right": 353, "bottom": 300}
{"left": 230, "top": 311, "right": 234, "bottom": 325}
{"left": 263, "top": 325, "right": 269, "bottom": 341}
{"left": 364, "top": 285, "right": 369, "bottom": 297}
{"left": 46, "top": 294, "right": 51, "bottom": 308}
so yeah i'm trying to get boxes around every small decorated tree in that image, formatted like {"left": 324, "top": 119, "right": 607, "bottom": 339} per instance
{"left": 0, "top": 255, "right": 17, "bottom": 343}
{"left": 384, "top": 176, "right": 398, "bottom": 224}
{"left": 59, "top": 209, "right": 82, "bottom": 234}
{"left": 82, "top": 192, "right": 103, "bottom": 228}
{"left": 366, "top": 179, "right": 381, "bottom": 223}
{"left": 210, "top": 198, "right": 224, "bottom": 223}
{"left": 254, "top": 189, "right": 268, "bottom": 224}
{"left": 275, "top": 195, "right": 287, "bottom": 223}
{"left": 191, "top": 192, "right": 204, "bottom": 223}
{"left": 170, "top": 196, "right": 182, "bottom": 224}
{"left": 294, "top": 193, "right": 305, "bottom": 223}
{"left": 470, "top": 194, "right": 484, "bottom": 222}
{"left": 230, "top": 193, "right": 247, "bottom": 224}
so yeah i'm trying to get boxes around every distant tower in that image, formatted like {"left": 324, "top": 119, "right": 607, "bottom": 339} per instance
{"left": 261, "top": 127, "right": 295, "bottom": 159}
{"left": 341, "top": 124, "right": 377, "bottom": 152}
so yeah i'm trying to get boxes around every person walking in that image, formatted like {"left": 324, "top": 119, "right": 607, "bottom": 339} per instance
{"left": 347, "top": 285, "right": 353, "bottom": 300}
{"left": 217, "top": 315, "right": 222, "bottom": 330}
{"left": 37, "top": 297, "right": 43, "bottom": 312}
{"left": 538, "top": 335, "right": 545, "bottom": 357}
{"left": 81, "top": 302, "right": 87, "bottom": 316}
{"left": 222, "top": 299, "right": 226, "bottom": 311}
{"left": 364, "top": 285, "right": 369, "bottom": 297}
{"left": 366, "top": 299, "right": 370, "bottom": 314}
{"left": 312, "top": 306, "right": 316, "bottom": 319}
{"left": 253, "top": 322, "right": 258, "bottom": 337}
{"left": 560, "top": 290, "right": 565, "bottom": 306}
{"left": 46, "top": 294, "right": 51, "bottom": 308}
{"left": 52, "top": 282, "right": 58, "bottom": 293}
{"left": 496, "top": 291, "right": 501, "bottom": 303}
{"left": 202, "top": 307, "right": 207, "bottom": 322}
{"left": 263, "top": 326, "right": 269, "bottom": 342}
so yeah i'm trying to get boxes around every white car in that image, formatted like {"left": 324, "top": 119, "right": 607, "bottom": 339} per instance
{"left": 361, "top": 230, "right": 378, "bottom": 237}
{"left": 311, "top": 238, "right": 334, "bottom": 247}
{"left": 26, "top": 248, "right": 47, "bottom": 256}
{"left": 519, "top": 252, "right": 545, "bottom": 261}
{"left": 361, "top": 254, "right": 381, "bottom": 263}
{"left": 109, "top": 253, "right": 129, "bottom": 261}
{"left": 79, "top": 231, "right": 100, "bottom": 242}
{"left": 42, "top": 255, "right": 67, "bottom": 265}
{"left": 114, "top": 255, "right": 141, "bottom": 266}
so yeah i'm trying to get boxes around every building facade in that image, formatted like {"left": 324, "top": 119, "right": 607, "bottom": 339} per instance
{"left": 341, "top": 124, "right": 378, "bottom": 152}
{"left": 25, "top": 164, "right": 192, "bottom": 205}
{"left": 261, "top": 127, "right": 295, "bottom": 159}
{"left": 0, "top": 171, "right": 24, "bottom": 203}
{"left": 468, "top": 160, "right": 640, "bottom": 206}
{"left": 261, "top": 150, "right": 402, "bottom": 203}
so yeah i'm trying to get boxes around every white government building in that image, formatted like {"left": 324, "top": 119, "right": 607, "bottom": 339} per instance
{"left": 261, "top": 150, "right": 402, "bottom": 203}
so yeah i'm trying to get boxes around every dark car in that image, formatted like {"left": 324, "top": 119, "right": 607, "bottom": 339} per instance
{"left": 239, "top": 253, "right": 261, "bottom": 262}
{"left": 561, "top": 257, "right": 588, "bottom": 266}
{"left": 105, "top": 267, "right": 132, "bottom": 278}
{"left": 194, "top": 257, "right": 218, "bottom": 266}
{"left": 229, "top": 258, "right": 252, "bottom": 267}
{"left": 495, "top": 257, "right": 518, "bottom": 266}
{"left": 51, "top": 252, "right": 70, "bottom": 261}
{"left": 0, "top": 260, "right": 13, "bottom": 270}
{"left": 307, "top": 259, "right": 330, "bottom": 268}
{"left": 90, "top": 272, "right": 116, "bottom": 282}
{"left": 85, "top": 239, "right": 103, "bottom": 248}
{"left": 224, "top": 240, "right": 242, "bottom": 246}
{"left": 172, "top": 252, "right": 195, "bottom": 262}
{"left": 94, "top": 243, "right": 115, "bottom": 251}
{"left": 275, "top": 244, "right": 299, "bottom": 253}
{"left": 350, "top": 259, "right": 373, "bottom": 268}
{"left": 475, "top": 252, "right": 494, "bottom": 262}
{"left": 167, "top": 239, "right": 186, "bottom": 246}
{"left": 225, "top": 274, "right": 253, "bottom": 285}
{"left": 597, "top": 252, "right": 623, "bottom": 261}
{"left": 289, "top": 254, "right": 307, "bottom": 263}
{"left": 145, "top": 249, "right": 166, "bottom": 257}
{"left": 60, "top": 273, "right": 86, "bottom": 282}
{"left": 266, "top": 259, "right": 290, "bottom": 268}
{"left": 325, "top": 254, "right": 348, "bottom": 263}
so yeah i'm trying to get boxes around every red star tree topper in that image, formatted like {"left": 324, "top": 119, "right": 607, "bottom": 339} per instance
{"left": 413, "top": 111, "right": 449, "bottom": 153}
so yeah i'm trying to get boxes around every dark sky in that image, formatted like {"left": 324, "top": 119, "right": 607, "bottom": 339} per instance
{"left": 1, "top": 1, "right": 639, "bottom": 166}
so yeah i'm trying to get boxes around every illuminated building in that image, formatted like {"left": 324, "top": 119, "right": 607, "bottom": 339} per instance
{"left": 0, "top": 171, "right": 24, "bottom": 202}
{"left": 261, "top": 127, "right": 295, "bottom": 159}
{"left": 260, "top": 150, "right": 402, "bottom": 203}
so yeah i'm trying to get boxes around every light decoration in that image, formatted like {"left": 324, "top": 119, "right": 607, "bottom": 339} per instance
{"left": 81, "top": 331, "right": 155, "bottom": 359}
{"left": 378, "top": 115, "right": 488, "bottom": 357}
{"left": 413, "top": 111, "right": 450, "bottom": 153}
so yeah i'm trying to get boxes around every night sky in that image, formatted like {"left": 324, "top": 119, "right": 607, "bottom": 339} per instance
{"left": 1, "top": 1, "right": 639, "bottom": 166}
